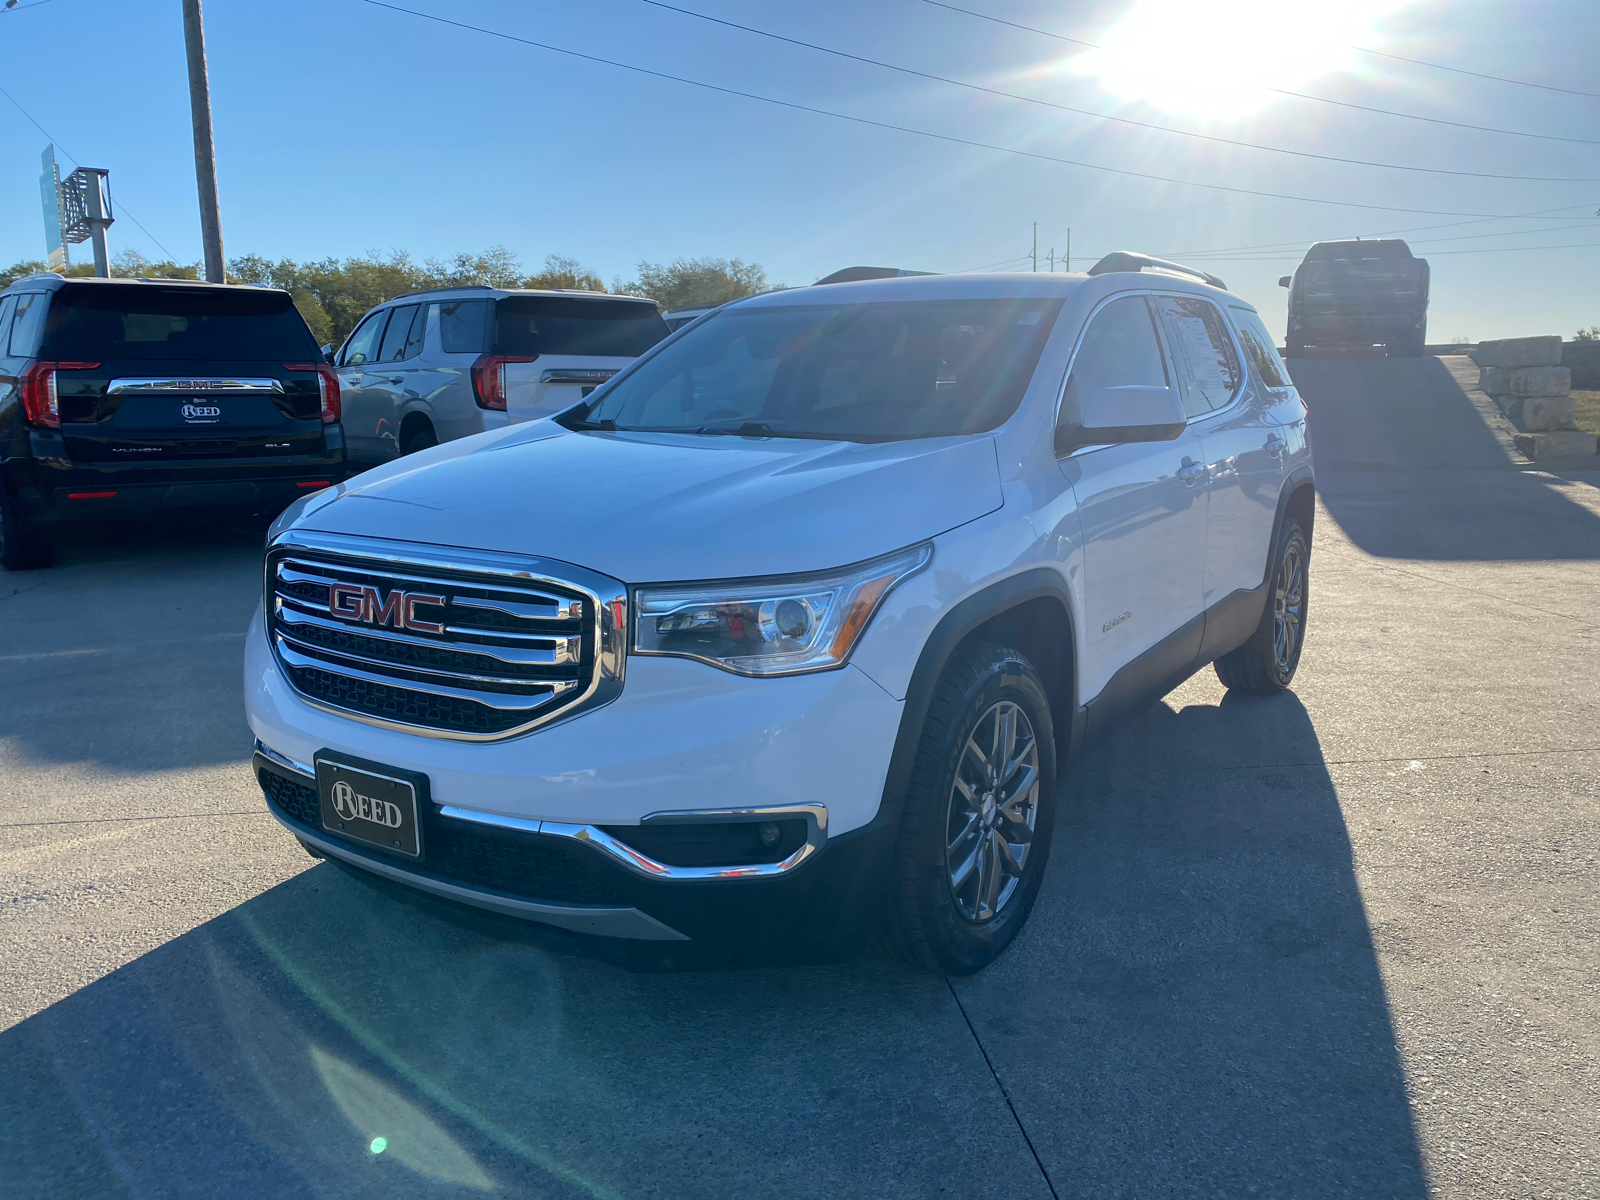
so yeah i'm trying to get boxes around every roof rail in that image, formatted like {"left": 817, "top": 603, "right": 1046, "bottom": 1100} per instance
{"left": 1086, "top": 251, "right": 1226, "bottom": 291}
{"left": 813, "top": 266, "right": 939, "bottom": 286}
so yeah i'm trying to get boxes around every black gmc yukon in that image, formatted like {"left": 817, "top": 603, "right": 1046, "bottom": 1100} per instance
{"left": 0, "top": 275, "right": 344, "bottom": 570}
{"left": 1280, "top": 238, "right": 1431, "bottom": 358}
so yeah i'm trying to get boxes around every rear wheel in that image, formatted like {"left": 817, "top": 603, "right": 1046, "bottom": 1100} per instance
{"left": 0, "top": 480, "right": 53, "bottom": 571}
{"left": 884, "top": 643, "right": 1057, "bottom": 975}
{"left": 1214, "top": 516, "right": 1308, "bottom": 694}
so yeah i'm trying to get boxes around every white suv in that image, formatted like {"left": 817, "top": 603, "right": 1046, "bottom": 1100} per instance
{"left": 333, "top": 287, "right": 669, "bottom": 463}
{"left": 247, "top": 254, "right": 1312, "bottom": 974}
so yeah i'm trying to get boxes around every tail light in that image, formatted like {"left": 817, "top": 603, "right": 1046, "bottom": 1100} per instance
{"left": 285, "top": 363, "right": 341, "bottom": 423}
{"left": 471, "top": 354, "right": 539, "bottom": 411}
{"left": 20, "top": 361, "right": 99, "bottom": 428}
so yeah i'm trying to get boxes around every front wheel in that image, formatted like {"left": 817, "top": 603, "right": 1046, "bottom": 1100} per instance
{"left": 1214, "top": 516, "right": 1308, "bottom": 694}
{"left": 885, "top": 643, "right": 1058, "bottom": 975}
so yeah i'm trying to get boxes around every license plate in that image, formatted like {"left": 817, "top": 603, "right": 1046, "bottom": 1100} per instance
{"left": 315, "top": 756, "right": 423, "bottom": 857}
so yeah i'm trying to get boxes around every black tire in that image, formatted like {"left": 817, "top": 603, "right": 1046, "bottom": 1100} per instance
{"left": 1214, "top": 516, "right": 1308, "bottom": 694}
{"left": 0, "top": 479, "right": 54, "bottom": 571}
{"left": 884, "top": 643, "right": 1058, "bottom": 975}
{"left": 401, "top": 422, "right": 438, "bottom": 455}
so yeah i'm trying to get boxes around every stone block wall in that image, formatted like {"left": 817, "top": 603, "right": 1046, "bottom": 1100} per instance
{"left": 1470, "top": 336, "right": 1594, "bottom": 460}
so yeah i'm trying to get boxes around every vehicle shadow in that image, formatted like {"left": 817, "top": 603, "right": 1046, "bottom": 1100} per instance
{"left": 1289, "top": 355, "right": 1600, "bottom": 561}
{"left": 955, "top": 687, "right": 1429, "bottom": 1197}
{"left": 0, "top": 516, "right": 264, "bottom": 773}
{"left": 0, "top": 840, "right": 1048, "bottom": 1199}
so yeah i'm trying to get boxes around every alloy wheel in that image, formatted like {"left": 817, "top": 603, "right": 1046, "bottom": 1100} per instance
{"left": 1273, "top": 540, "right": 1305, "bottom": 672}
{"left": 945, "top": 700, "right": 1041, "bottom": 923}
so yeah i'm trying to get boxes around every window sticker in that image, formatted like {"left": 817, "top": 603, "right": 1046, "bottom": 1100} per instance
{"left": 1174, "top": 315, "right": 1227, "bottom": 387}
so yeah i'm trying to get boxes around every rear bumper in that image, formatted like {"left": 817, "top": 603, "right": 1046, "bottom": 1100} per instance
{"left": 25, "top": 472, "right": 344, "bottom": 523}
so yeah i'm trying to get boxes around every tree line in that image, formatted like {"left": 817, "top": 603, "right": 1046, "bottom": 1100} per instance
{"left": 0, "top": 247, "right": 776, "bottom": 347}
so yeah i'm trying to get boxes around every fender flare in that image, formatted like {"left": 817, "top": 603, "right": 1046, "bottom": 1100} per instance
{"left": 856, "top": 568, "right": 1078, "bottom": 844}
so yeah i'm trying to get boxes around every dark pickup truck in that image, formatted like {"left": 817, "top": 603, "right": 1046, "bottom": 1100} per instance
{"left": 1280, "top": 239, "right": 1430, "bottom": 357}
{"left": 0, "top": 275, "right": 344, "bottom": 569}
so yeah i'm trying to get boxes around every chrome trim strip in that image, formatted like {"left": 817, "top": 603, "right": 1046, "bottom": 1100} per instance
{"left": 253, "top": 738, "right": 314, "bottom": 779}
{"left": 271, "top": 813, "right": 690, "bottom": 941}
{"left": 266, "top": 529, "right": 627, "bottom": 742}
{"left": 277, "top": 560, "right": 581, "bottom": 620}
{"left": 274, "top": 637, "right": 576, "bottom": 708}
{"left": 539, "top": 368, "right": 618, "bottom": 385}
{"left": 439, "top": 803, "right": 829, "bottom": 881}
{"left": 108, "top": 376, "right": 285, "bottom": 394}
{"left": 274, "top": 603, "right": 579, "bottom": 667}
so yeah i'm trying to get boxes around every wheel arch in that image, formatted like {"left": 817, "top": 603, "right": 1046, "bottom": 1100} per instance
{"left": 864, "top": 569, "right": 1079, "bottom": 844}
{"left": 398, "top": 408, "right": 435, "bottom": 448}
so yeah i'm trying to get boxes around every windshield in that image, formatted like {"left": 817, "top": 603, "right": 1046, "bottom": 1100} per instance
{"left": 495, "top": 296, "right": 669, "bottom": 357}
{"left": 582, "top": 298, "right": 1063, "bottom": 442}
{"left": 40, "top": 285, "right": 319, "bottom": 360}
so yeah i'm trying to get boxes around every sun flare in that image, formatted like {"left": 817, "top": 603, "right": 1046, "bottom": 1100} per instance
{"left": 1071, "top": 0, "right": 1411, "bottom": 117}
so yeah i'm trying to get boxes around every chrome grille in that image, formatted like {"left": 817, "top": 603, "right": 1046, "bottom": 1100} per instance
{"left": 266, "top": 531, "right": 626, "bottom": 740}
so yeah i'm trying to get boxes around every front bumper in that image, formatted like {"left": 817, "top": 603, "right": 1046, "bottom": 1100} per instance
{"left": 254, "top": 749, "right": 897, "bottom": 942}
{"left": 245, "top": 608, "right": 906, "bottom": 939}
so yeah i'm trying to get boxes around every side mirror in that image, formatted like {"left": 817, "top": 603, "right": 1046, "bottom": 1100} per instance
{"left": 1278, "top": 276, "right": 1292, "bottom": 288}
{"left": 322, "top": 343, "right": 337, "bottom": 365}
{"left": 1062, "top": 385, "right": 1186, "bottom": 453}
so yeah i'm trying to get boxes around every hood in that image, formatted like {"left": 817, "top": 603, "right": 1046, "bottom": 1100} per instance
{"left": 298, "top": 423, "right": 1003, "bottom": 582}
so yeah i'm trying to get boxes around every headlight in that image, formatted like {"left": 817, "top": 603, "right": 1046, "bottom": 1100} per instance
{"left": 633, "top": 543, "right": 932, "bottom": 676}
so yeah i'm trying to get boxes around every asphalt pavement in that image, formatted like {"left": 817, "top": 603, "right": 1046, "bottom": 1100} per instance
{"left": 1, "top": 355, "right": 1596, "bottom": 1198}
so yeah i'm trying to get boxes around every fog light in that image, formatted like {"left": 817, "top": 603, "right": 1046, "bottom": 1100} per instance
{"left": 758, "top": 821, "right": 781, "bottom": 848}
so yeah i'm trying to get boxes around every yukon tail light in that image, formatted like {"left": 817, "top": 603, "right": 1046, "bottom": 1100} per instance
{"left": 471, "top": 354, "right": 539, "bottom": 411}
{"left": 285, "top": 363, "right": 341, "bottom": 423}
{"left": 20, "top": 361, "right": 99, "bottom": 428}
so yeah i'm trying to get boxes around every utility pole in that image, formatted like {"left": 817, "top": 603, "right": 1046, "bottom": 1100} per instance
{"left": 1064, "top": 228, "right": 1071, "bottom": 273}
{"left": 182, "top": 0, "right": 225, "bottom": 282}
{"left": 1047, "top": 247, "right": 1055, "bottom": 272}
{"left": 1031, "top": 222, "right": 1037, "bottom": 273}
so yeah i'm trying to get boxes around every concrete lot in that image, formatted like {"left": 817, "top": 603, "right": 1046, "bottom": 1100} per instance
{"left": 1, "top": 356, "right": 1596, "bottom": 1198}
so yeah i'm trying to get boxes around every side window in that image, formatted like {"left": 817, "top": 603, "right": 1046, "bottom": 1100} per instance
{"left": 1228, "top": 306, "right": 1289, "bottom": 388}
{"left": 378, "top": 305, "right": 418, "bottom": 362}
{"left": 1152, "top": 295, "right": 1240, "bottom": 417}
{"left": 341, "top": 311, "right": 388, "bottom": 367}
{"left": 1056, "top": 295, "right": 1168, "bottom": 454}
{"left": 0, "top": 296, "right": 17, "bottom": 356}
{"left": 10, "top": 293, "right": 48, "bottom": 357}
{"left": 436, "top": 300, "right": 491, "bottom": 354}
{"left": 402, "top": 305, "right": 428, "bottom": 359}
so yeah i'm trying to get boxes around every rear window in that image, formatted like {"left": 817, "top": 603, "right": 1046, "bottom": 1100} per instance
{"left": 494, "top": 296, "right": 668, "bottom": 358}
{"left": 40, "top": 285, "right": 319, "bottom": 361}
{"left": 1305, "top": 240, "right": 1412, "bottom": 262}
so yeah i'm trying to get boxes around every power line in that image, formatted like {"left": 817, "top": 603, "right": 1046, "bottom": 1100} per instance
{"left": 638, "top": 0, "right": 1600, "bottom": 180}
{"left": 1346, "top": 46, "right": 1600, "bottom": 102}
{"left": 919, "top": 0, "right": 1600, "bottom": 144}
{"left": 1154, "top": 203, "right": 1600, "bottom": 259}
{"left": 359, "top": 0, "right": 1569, "bottom": 221}
{"left": 0, "top": 82, "right": 183, "bottom": 263}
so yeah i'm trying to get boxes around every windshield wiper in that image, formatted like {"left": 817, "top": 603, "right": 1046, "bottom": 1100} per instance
{"left": 566, "top": 416, "right": 617, "bottom": 431}
{"left": 695, "top": 421, "right": 779, "bottom": 437}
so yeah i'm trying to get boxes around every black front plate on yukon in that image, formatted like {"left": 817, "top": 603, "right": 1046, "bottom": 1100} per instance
{"left": 314, "top": 753, "right": 428, "bottom": 858}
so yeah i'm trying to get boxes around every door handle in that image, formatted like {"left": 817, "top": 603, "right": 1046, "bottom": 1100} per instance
{"left": 386, "top": 376, "right": 402, "bottom": 385}
{"left": 1177, "top": 457, "right": 1205, "bottom": 484}
{"left": 1264, "top": 432, "right": 1287, "bottom": 456}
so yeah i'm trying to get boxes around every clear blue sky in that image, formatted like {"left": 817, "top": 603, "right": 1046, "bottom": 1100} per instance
{"left": 2, "top": 0, "right": 1594, "bottom": 339}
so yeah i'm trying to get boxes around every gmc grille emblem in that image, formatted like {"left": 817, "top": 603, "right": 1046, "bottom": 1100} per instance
{"left": 328, "top": 583, "right": 445, "bottom": 634}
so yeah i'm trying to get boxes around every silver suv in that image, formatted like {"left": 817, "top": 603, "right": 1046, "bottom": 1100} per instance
{"left": 334, "top": 287, "right": 670, "bottom": 463}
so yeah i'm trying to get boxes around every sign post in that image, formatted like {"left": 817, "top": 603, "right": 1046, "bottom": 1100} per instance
{"left": 59, "top": 167, "right": 115, "bottom": 277}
